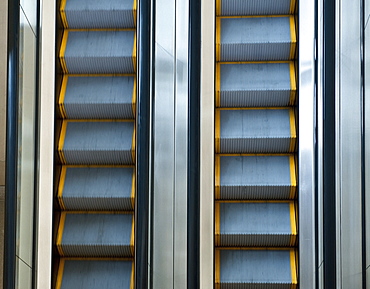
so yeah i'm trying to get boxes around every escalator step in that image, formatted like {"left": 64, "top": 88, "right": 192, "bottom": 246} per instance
{"left": 216, "top": 62, "right": 296, "bottom": 107}
{"left": 56, "top": 259, "right": 133, "bottom": 289}
{"left": 60, "top": 30, "right": 136, "bottom": 74}
{"left": 216, "top": 16, "right": 296, "bottom": 61}
{"left": 215, "top": 202, "right": 297, "bottom": 246}
{"left": 215, "top": 108, "right": 296, "bottom": 153}
{"left": 59, "top": 76, "right": 136, "bottom": 119}
{"left": 61, "top": 0, "right": 136, "bottom": 29}
{"left": 58, "top": 121, "right": 135, "bottom": 165}
{"left": 215, "top": 249, "right": 297, "bottom": 289}
{"left": 215, "top": 155, "right": 296, "bottom": 200}
{"left": 58, "top": 166, "right": 135, "bottom": 211}
{"left": 217, "top": 0, "right": 295, "bottom": 16}
{"left": 57, "top": 212, "right": 134, "bottom": 257}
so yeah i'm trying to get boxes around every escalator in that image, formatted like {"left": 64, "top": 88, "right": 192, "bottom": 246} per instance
{"left": 54, "top": 0, "right": 136, "bottom": 287}
{"left": 215, "top": 0, "right": 298, "bottom": 288}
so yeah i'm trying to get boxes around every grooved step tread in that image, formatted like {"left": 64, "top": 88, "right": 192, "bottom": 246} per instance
{"left": 58, "top": 166, "right": 135, "bottom": 211}
{"left": 57, "top": 213, "right": 134, "bottom": 257}
{"left": 58, "top": 121, "right": 135, "bottom": 165}
{"left": 215, "top": 202, "right": 297, "bottom": 246}
{"left": 216, "top": 16, "right": 296, "bottom": 61}
{"left": 59, "top": 76, "right": 136, "bottom": 119}
{"left": 216, "top": 62, "right": 296, "bottom": 107}
{"left": 215, "top": 109, "right": 296, "bottom": 153}
{"left": 61, "top": 0, "right": 136, "bottom": 29}
{"left": 215, "top": 155, "right": 296, "bottom": 200}
{"left": 216, "top": 0, "right": 296, "bottom": 16}
{"left": 56, "top": 259, "right": 134, "bottom": 289}
{"left": 60, "top": 30, "right": 136, "bottom": 74}
{"left": 215, "top": 249, "right": 297, "bottom": 288}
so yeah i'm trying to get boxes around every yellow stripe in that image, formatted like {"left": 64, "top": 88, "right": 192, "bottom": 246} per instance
{"left": 59, "top": 76, "right": 68, "bottom": 119}
{"left": 215, "top": 202, "right": 220, "bottom": 246}
{"left": 132, "top": 33, "right": 137, "bottom": 72}
{"left": 57, "top": 213, "right": 66, "bottom": 256}
{"left": 58, "top": 167, "right": 67, "bottom": 210}
{"left": 215, "top": 249, "right": 220, "bottom": 285}
{"left": 216, "top": 18, "right": 221, "bottom": 62}
{"left": 289, "top": 156, "right": 296, "bottom": 199}
{"left": 131, "top": 125, "right": 136, "bottom": 163}
{"left": 215, "top": 110, "right": 220, "bottom": 153}
{"left": 289, "top": 16, "right": 297, "bottom": 59}
{"left": 216, "top": 0, "right": 221, "bottom": 16}
{"left": 130, "top": 215, "right": 135, "bottom": 256}
{"left": 60, "top": 31, "right": 69, "bottom": 74}
{"left": 132, "top": 0, "right": 137, "bottom": 27}
{"left": 55, "top": 259, "right": 65, "bottom": 289}
{"left": 216, "top": 64, "right": 221, "bottom": 107}
{"left": 58, "top": 121, "right": 68, "bottom": 164}
{"left": 290, "top": 250, "right": 298, "bottom": 285}
{"left": 60, "top": 0, "right": 68, "bottom": 28}
{"left": 289, "top": 62, "right": 296, "bottom": 106}
{"left": 131, "top": 171, "right": 135, "bottom": 210}
{"left": 289, "top": 203, "right": 297, "bottom": 246}
{"left": 132, "top": 78, "right": 137, "bottom": 118}
{"left": 289, "top": 109, "right": 296, "bottom": 152}
{"left": 289, "top": 0, "right": 296, "bottom": 14}
{"left": 215, "top": 155, "right": 221, "bottom": 199}
{"left": 130, "top": 262, "right": 135, "bottom": 289}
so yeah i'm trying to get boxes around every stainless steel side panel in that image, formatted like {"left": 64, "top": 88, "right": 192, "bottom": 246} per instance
{"left": 152, "top": 0, "right": 176, "bottom": 286}
{"left": 152, "top": 0, "right": 189, "bottom": 287}
{"left": 336, "top": 0, "right": 363, "bottom": 287}
{"left": 298, "top": 0, "right": 316, "bottom": 287}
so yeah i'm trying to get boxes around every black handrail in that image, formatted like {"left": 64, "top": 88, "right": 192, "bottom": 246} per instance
{"left": 323, "top": 0, "right": 336, "bottom": 286}
{"left": 3, "top": 0, "right": 20, "bottom": 288}
{"left": 187, "top": 0, "right": 201, "bottom": 287}
{"left": 135, "top": 0, "right": 151, "bottom": 288}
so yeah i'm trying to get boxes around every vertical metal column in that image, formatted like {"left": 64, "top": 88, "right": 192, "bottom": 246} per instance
{"left": 298, "top": 0, "right": 316, "bottom": 287}
{"left": 336, "top": 0, "right": 363, "bottom": 287}
{"left": 151, "top": 0, "right": 189, "bottom": 287}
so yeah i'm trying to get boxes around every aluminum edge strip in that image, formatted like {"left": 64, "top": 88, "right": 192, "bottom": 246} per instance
{"left": 298, "top": 0, "right": 316, "bottom": 287}
{"left": 36, "top": 0, "right": 55, "bottom": 286}
{"left": 200, "top": 0, "right": 215, "bottom": 287}
{"left": 365, "top": 0, "right": 370, "bottom": 286}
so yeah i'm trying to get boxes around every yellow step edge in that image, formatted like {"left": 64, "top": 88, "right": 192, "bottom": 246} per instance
{"left": 56, "top": 213, "right": 66, "bottom": 256}
{"left": 60, "top": 30, "right": 69, "bottom": 74}
{"left": 215, "top": 202, "right": 221, "bottom": 246}
{"left": 289, "top": 155, "right": 297, "bottom": 199}
{"left": 58, "top": 166, "right": 67, "bottom": 210}
{"left": 60, "top": 0, "right": 68, "bottom": 29}
{"left": 58, "top": 121, "right": 68, "bottom": 164}
{"left": 289, "top": 62, "right": 297, "bottom": 106}
{"left": 59, "top": 76, "right": 68, "bottom": 119}
{"left": 215, "top": 155, "right": 221, "bottom": 199}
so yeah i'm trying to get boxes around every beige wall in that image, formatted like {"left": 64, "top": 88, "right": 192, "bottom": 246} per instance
{"left": 0, "top": 0, "right": 7, "bottom": 287}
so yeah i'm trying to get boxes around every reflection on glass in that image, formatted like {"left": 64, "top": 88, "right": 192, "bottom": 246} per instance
{"left": 15, "top": 8, "right": 37, "bottom": 289}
